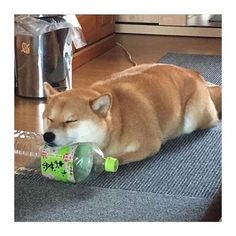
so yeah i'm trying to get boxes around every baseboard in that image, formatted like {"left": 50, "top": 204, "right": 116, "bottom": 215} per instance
{"left": 115, "top": 23, "right": 221, "bottom": 38}
{"left": 72, "top": 34, "right": 116, "bottom": 70}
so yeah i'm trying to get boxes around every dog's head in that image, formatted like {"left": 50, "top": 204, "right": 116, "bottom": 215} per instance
{"left": 42, "top": 82, "right": 112, "bottom": 148}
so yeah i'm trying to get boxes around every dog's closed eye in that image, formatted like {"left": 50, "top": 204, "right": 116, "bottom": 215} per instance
{"left": 65, "top": 120, "right": 78, "bottom": 124}
{"left": 48, "top": 117, "right": 53, "bottom": 122}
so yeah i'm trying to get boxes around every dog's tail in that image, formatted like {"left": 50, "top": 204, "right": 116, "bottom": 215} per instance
{"left": 207, "top": 82, "right": 222, "bottom": 119}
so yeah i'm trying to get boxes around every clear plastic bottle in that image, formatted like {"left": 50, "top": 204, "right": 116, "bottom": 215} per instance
{"left": 14, "top": 130, "right": 44, "bottom": 171}
{"left": 14, "top": 130, "right": 119, "bottom": 183}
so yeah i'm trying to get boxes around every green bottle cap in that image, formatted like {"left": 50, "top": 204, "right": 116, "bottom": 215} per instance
{"left": 104, "top": 157, "right": 119, "bottom": 172}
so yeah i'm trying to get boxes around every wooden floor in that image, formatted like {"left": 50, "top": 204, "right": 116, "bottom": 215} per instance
{"left": 15, "top": 34, "right": 221, "bottom": 133}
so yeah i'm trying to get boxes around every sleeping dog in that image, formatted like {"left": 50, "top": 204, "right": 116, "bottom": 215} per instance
{"left": 42, "top": 63, "right": 221, "bottom": 164}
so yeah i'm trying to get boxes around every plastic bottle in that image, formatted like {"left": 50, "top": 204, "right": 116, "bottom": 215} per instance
{"left": 14, "top": 130, "right": 119, "bottom": 183}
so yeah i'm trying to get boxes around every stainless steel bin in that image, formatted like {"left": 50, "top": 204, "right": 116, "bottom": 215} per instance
{"left": 15, "top": 16, "right": 72, "bottom": 98}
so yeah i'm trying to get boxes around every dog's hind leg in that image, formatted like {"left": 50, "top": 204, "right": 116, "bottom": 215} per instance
{"left": 207, "top": 84, "right": 222, "bottom": 119}
{"left": 182, "top": 82, "right": 219, "bottom": 134}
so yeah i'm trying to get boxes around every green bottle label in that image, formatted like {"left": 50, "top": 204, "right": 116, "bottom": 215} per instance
{"left": 41, "top": 145, "right": 77, "bottom": 183}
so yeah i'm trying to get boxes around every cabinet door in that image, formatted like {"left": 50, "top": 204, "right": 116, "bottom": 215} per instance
{"left": 76, "top": 15, "right": 97, "bottom": 45}
{"left": 96, "top": 15, "right": 115, "bottom": 40}
{"left": 77, "top": 15, "right": 115, "bottom": 45}
{"left": 159, "top": 15, "right": 187, "bottom": 26}
{"left": 116, "top": 15, "right": 159, "bottom": 24}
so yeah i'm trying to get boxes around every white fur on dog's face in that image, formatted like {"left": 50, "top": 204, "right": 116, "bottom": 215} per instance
{"left": 43, "top": 119, "right": 107, "bottom": 146}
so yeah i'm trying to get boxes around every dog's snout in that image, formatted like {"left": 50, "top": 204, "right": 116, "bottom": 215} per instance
{"left": 43, "top": 132, "right": 55, "bottom": 144}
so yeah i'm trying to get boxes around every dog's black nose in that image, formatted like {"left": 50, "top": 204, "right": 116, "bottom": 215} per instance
{"left": 43, "top": 132, "right": 55, "bottom": 143}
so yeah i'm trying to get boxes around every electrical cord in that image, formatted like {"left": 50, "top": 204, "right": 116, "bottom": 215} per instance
{"left": 116, "top": 42, "right": 138, "bottom": 67}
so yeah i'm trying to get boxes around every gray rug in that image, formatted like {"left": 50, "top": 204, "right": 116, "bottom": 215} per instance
{"left": 15, "top": 53, "right": 222, "bottom": 222}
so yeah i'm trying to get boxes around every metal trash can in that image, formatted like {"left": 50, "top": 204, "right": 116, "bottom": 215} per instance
{"left": 15, "top": 15, "right": 86, "bottom": 98}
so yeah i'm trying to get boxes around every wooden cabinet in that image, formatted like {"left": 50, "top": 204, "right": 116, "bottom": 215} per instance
{"left": 158, "top": 15, "right": 187, "bottom": 26}
{"left": 116, "top": 14, "right": 221, "bottom": 38}
{"left": 73, "top": 15, "right": 115, "bottom": 69}
{"left": 77, "top": 15, "right": 115, "bottom": 45}
{"left": 117, "top": 15, "right": 187, "bottom": 25}
{"left": 116, "top": 15, "right": 159, "bottom": 24}
{"left": 76, "top": 15, "right": 98, "bottom": 45}
{"left": 96, "top": 15, "right": 115, "bottom": 41}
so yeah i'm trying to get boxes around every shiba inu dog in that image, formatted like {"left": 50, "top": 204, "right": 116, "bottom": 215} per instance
{"left": 43, "top": 64, "right": 221, "bottom": 164}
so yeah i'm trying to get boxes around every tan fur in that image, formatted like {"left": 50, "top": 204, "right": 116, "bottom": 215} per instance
{"left": 43, "top": 63, "right": 221, "bottom": 164}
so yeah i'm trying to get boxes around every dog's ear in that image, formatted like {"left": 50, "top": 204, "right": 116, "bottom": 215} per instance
{"left": 44, "top": 82, "right": 59, "bottom": 98}
{"left": 90, "top": 93, "right": 112, "bottom": 116}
